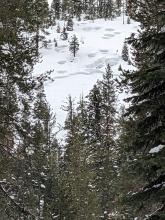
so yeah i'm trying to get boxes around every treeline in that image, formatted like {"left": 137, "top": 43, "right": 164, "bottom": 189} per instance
{"left": 0, "top": 0, "right": 165, "bottom": 219}
{"left": 50, "top": 0, "right": 125, "bottom": 20}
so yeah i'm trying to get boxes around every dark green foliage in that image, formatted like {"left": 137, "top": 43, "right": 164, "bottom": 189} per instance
{"left": 24, "top": 0, "right": 50, "bottom": 55}
{"left": 1, "top": 0, "right": 164, "bottom": 219}
{"left": 66, "top": 17, "right": 74, "bottom": 31}
{"left": 61, "top": 96, "right": 101, "bottom": 219}
{"left": 116, "top": 0, "right": 122, "bottom": 15}
{"left": 0, "top": 1, "right": 59, "bottom": 219}
{"left": 120, "top": 0, "right": 165, "bottom": 218}
{"left": 50, "top": 0, "right": 118, "bottom": 20}
{"left": 54, "top": 38, "right": 58, "bottom": 47}
{"left": 118, "top": 64, "right": 122, "bottom": 71}
{"left": 127, "top": 16, "right": 131, "bottom": 24}
{"left": 122, "top": 41, "right": 129, "bottom": 62}
{"left": 51, "top": 0, "right": 61, "bottom": 20}
{"left": 97, "top": 0, "right": 114, "bottom": 19}
{"left": 69, "top": 35, "right": 79, "bottom": 57}
{"left": 56, "top": 23, "right": 61, "bottom": 33}
{"left": 60, "top": 65, "right": 118, "bottom": 219}
{"left": 87, "top": 64, "right": 118, "bottom": 218}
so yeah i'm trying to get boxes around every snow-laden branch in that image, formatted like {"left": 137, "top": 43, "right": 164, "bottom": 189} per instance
{"left": 144, "top": 203, "right": 165, "bottom": 220}
{"left": 0, "top": 183, "right": 36, "bottom": 219}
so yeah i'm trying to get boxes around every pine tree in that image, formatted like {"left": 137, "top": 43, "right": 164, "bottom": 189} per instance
{"left": 113, "top": 106, "right": 144, "bottom": 219}
{"left": 75, "top": 0, "right": 83, "bottom": 19}
{"left": 54, "top": 38, "right": 58, "bottom": 47}
{"left": 51, "top": 0, "right": 61, "bottom": 20}
{"left": 31, "top": 88, "right": 59, "bottom": 219}
{"left": 0, "top": 1, "right": 57, "bottom": 218}
{"left": 85, "top": 0, "right": 97, "bottom": 20}
{"left": 87, "top": 84, "right": 102, "bottom": 142}
{"left": 56, "top": 23, "right": 61, "bottom": 33}
{"left": 122, "top": 41, "right": 129, "bottom": 62}
{"left": 121, "top": 0, "right": 165, "bottom": 219}
{"left": 69, "top": 35, "right": 79, "bottom": 57}
{"left": 27, "top": 0, "right": 49, "bottom": 56}
{"left": 127, "top": 16, "right": 131, "bottom": 24}
{"left": 103, "top": 0, "right": 115, "bottom": 19}
{"left": 66, "top": 17, "right": 74, "bottom": 31}
{"left": 61, "top": 96, "right": 101, "bottom": 219}
{"left": 116, "top": 0, "right": 122, "bottom": 15}
{"left": 9, "top": 88, "right": 59, "bottom": 219}
{"left": 95, "top": 65, "right": 117, "bottom": 219}
{"left": 118, "top": 64, "right": 122, "bottom": 71}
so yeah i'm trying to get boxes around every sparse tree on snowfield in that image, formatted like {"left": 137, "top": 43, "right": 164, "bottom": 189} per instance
{"left": 54, "top": 38, "right": 57, "bottom": 47}
{"left": 56, "top": 23, "right": 60, "bottom": 33}
{"left": 118, "top": 64, "right": 122, "bottom": 71}
{"left": 122, "top": 41, "right": 129, "bottom": 62}
{"left": 127, "top": 16, "right": 131, "bottom": 24}
{"left": 69, "top": 35, "right": 79, "bottom": 57}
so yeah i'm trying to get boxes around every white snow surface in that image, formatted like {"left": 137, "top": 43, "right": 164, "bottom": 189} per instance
{"left": 149, "top": 145, "right": 165, "bottom": 154}
{"left": 34, "top": 16, "right": 139, "bottom": 139}
{"left": 48, "top": 0, "right": 53, "bottom": 5}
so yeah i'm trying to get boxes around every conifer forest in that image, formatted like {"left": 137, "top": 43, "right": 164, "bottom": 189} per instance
{"left": 0, "top": 0, "right": 165, "bottom": 219}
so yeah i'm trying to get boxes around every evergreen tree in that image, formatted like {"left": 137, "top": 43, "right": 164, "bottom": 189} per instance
{"left": 48, "top": 8, "right": 56, "bottom": 27}
{"left": 102, "top": 0, "right": 115, "bottom": 19}
{"left": 121, "top": 0, "right": 165, "bottom": 219}
{"left": 56, "top": 23, "right": 61, "bottom": 33}
{"left": 61, "top": 96, "right": 101, "bottom": 219}
{"left": 85, "top": 0, "right": 97, "bottom": 20}
{"left": 8, "top": 88, "right": 59, "bottom": 219}
{"left": 87, "top": 84, "right": 102, "bottom": 143}
{"left": 94, "top": 65, "right": 117, "bottom": 219}
{"left": 51, "top": 0, "right": 61, "bottom": 20}
{"left": 66, "top": 17, "right": 74, "bottom": 31}
{"left": 115, "top": 0, "right": 122, "bottom": 15}
{"left": 0, "top": 1, "right": 58, "bottom": 218}
{"left": 118, "top": 64, "right": 122, "bottom": 71}
{"left": 69, "top": 35, "right": 79, "bottom": 57}
{"left": 127, "top": 16, "right": 131, "bottom": 24}
{"left": 122, "top": 41, "right": 129, "bottom": 62}
{"left": 112, "top": 106, "right": 144, "bottom": 219}
{"left": 31, "top": 88, "right": 59, "bottom": 219}
{"left": 27, "top": 0, "right": 50, "bottom": 55}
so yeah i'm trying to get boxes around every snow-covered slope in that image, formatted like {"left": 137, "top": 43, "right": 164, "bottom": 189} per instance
{"left": 34, "top": 16, "right": 139, "bottom": 138}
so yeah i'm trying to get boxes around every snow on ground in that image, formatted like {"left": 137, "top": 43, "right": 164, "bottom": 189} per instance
{"left": 34, "top": 16, "right": 139, "bottom": 139}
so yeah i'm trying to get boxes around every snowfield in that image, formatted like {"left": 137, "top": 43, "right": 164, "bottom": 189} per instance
{"left": 34, "top": 16, "right": 139, "bottom": 139}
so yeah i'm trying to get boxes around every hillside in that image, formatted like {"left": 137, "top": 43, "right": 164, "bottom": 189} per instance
{"left": 35, "top": 15, "right": 139, "bottom": 135}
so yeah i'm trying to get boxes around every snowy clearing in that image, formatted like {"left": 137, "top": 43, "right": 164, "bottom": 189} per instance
{"left": 34, "top": 16, "right": 139, "bottom": 139}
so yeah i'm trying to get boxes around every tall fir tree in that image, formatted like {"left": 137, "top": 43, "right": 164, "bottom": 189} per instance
{"left": 120, "top": 0, "right": 165, "bottom": 219}
{"left": 122, "top": 41, "right": 129, "bottom": 62}
{"left": 69, "top": 35, "right": 79, "bottom": 57}
{"left": 84, "top": 65, "right": 118, "bottom": 219}
{"left": 51, "top": 0, "right": 61, "bottom": 20}
{"left": 0, "top": 1, "right": 58, "bottom": 218}
{"left": 61, "top": 96, "right": 101, "bottom": 219}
